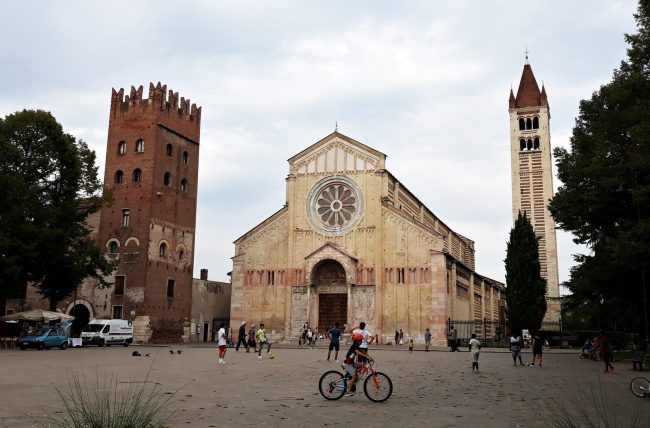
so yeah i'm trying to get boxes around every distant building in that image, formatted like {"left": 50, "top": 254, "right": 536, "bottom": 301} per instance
{"left": 190, "top": 269, "right": 231, "bottom": 342}
{"left": 508, "top": 59, "right": 561, "bottom": 322}
{"left": 230, "top": 131, "right": 504, "bottom": 346}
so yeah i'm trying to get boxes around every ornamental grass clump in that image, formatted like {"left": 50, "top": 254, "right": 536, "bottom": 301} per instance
{"left": 47, "top": 367, "right": 176, "bottom": 428}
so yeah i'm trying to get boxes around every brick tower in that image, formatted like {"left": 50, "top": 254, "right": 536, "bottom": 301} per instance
{"left": 99, "top": 83, "right": 201, "bottom": 342}
{"left": 508, "top": 59, "right": 561, "bottom": 323}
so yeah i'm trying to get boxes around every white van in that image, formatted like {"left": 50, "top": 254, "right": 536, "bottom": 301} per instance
{"left": 81, "top": 319, "right": 133, "bottom": 347}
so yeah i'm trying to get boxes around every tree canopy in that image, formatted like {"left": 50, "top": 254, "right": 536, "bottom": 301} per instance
{"left": 504, "top": 212, "right": 547, "bottom": 334}
{"left": 549, "top": 0, "right": 650, "bottom": 337}
{"left": 0, "top": 110, "right": 115, "bottom": 311}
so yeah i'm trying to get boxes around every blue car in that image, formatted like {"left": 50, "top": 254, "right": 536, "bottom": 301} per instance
{"left": 18, "top": 326, "right": 69, "bottom": 350}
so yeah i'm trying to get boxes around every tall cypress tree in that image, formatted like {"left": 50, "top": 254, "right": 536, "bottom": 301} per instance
{"left": 504, "top": 211, "right": 548, "bottom": 333}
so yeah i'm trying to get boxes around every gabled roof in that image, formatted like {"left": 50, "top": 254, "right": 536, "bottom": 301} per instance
{"left": 288, "top": 131, "right": 386, "bottom": 165}
{"left": 514, "top": 63, "right": 546, "bottom": 108}
{"left": 304, "top": 242, "right": 358, "bottom": 262}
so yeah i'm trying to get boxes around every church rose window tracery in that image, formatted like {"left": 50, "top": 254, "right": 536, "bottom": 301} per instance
{"left": 307, "top": 176, "right": 363, "bottom": 234}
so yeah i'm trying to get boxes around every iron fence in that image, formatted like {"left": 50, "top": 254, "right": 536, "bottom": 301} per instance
{"left": 446, "top": 318, "right": 562, "bottom": 347}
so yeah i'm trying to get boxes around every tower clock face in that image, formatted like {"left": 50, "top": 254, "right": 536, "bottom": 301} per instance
{"left": 306, "top": 176, "right": 363, "bottom": 234}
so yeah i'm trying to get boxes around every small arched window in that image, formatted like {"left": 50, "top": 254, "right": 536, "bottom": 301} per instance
{"left": 526, "top": 118, "right": 532, "bottom": 130}
{"left": 115, "top": 170, "right": 124, "bottom": 184}
{"left": 527, "top": 139, "right": 533, "bottom": 150}
{"left": 182, "top": 151, "right": 189, "bottom": 164}
{"left": 166, "top": 144, "right": 173, "bottom": 156}
{"left": 533, "top": 137, "right": 540, "bottom": 150}
{"left": 180, "top": 179, "right": 188, "bottom": 193}
{"left": 159, "top": 242, "right": 168, "bottom": 257}
{"left": 108, "top": 241, "right": 119, "bottom": 254}
{"left": 117, "top": 141, "right": 126, "bottom": 155}
{"left": 518, "top": 118, "right": 525, "bottom": 131}
{"left": 533, "top": 116, "right": 539, "bottom": 129}
{"left": 132, "top": 168, "right": 142, "bottom": 182}
{"left": 519, "top": 139, "right": 526, "bottom": 151}
{"left": 178, "top": 249, "right": 185, "bottom": 261}
{"left": 164, "top": 172, "right": 172, "bottom": 186}
{"left": 135, "top": 139, "right": 144, "bottom": 153}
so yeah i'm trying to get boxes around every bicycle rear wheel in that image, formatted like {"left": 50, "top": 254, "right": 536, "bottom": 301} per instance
{"left": 630, "top": 377, "right": 650, "bottom": 398}
{"left": 319, "top": 370, "right": 346, "bottom": 400}
{"left": 364, "top": 371, "right": 393, "bottom": 402}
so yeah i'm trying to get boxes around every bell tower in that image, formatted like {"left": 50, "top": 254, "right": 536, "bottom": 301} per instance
{"left": 99, "top": 82, "right": 201, "bottom": 342}
{"left": 508, "top": 59, "right": 561, "bottom": 323}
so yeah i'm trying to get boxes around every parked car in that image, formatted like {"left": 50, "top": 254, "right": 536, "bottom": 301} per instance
{"left": 18, "top": 326, "right": 69, "bottom": 350}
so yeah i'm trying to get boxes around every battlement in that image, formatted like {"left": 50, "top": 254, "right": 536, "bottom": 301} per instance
{"left": 110, "top": 82, "right": 201, "bottom": 126}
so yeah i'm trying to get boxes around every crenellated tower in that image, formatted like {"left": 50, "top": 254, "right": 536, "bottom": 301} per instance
{"left": 99, "top": 82, "right": 201, "bottom": 342}
{"left": 508, "top": 60, "right": 561, "bottom": 324}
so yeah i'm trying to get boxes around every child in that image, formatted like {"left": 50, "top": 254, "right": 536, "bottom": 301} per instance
{"left": 257, "top": 323, "right": 272, "bottom": 359}
{"left": 342, "top": 333, "right": 373, "bottom": 396}
{"left": 469, "top": 333, "right": 481, "bottom": 373}
{"left": 408, "top": 337, "right": 414, "bottom": 353}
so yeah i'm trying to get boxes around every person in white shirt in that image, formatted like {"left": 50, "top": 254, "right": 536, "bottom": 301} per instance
{"left": 351, "top": 322, "right": 374, "bottom": 363}
{"left": 217, "top": 323, "right": 227, "bottom": 364}
{"left": 468, "top": 333, "right": 481, "bottom": 373}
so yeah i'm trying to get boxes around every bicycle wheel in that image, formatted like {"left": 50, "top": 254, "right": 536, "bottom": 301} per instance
{"left": 319, "top": 370, "right": 346, "bottom": 400}
{"left": 630, "top": 377, "right": 650, "bottom": 398}
{"left": 364, "top": 371, "right": 393, "bottom": 402}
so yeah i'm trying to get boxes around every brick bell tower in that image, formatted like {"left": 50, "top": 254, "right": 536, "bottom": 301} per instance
{"left": 99, "top": 83, "right": 201, "bottom": 342}
{"left": 508, "top": 58, "right": 561, "bottom": 324}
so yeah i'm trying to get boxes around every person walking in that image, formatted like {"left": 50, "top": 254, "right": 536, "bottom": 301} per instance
{"left": 217, "top": 323, "right": 227, "bottom": 364}
{"left": 352, "top": 322, "right": 374, "bottom": 363}
{"left": 447, "top": 326, "right": 458, "bottom": 352}
{"left": 600, "top": 331, "right": 614, "bottom": 373}
{"left": 326, "top": 322, "right": 341, "bottom": 362}
{"left": 247, "top": 324, "right": 257, "bottom": 352}
{"left": 399, "top": 329, "right": 404, "bottom": 345}
{"left": 394, "top": 329, "right": 399, "bottom": 345}
{"left": 530, "top": 333, "right": 543, "bottom": 367}
{"left": 469, "top": 333, "right": 481, "bottom": 373}
{"left": 257, "top": 323, "right": 272, "bottom": 359}
{"left": 236, "top": 321, "right": 249, "bottom": 352}
{"left": 424, "top": 328, "right": 432, "bottom": 352}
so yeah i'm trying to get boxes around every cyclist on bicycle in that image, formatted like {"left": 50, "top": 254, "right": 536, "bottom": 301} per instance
{"left": 342, "top": 333, "right": 373, "bottom": 396}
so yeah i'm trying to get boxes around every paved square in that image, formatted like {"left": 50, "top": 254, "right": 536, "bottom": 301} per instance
{"left": 1, "top": 344, "right": 648, "bottom": 427}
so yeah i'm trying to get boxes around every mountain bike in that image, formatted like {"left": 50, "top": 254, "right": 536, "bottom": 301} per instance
{"left": 630, "top": 376, "right": 650, "bottom": 398}
{"left": 318, "top": 360, "right": 393, "bottom": 402}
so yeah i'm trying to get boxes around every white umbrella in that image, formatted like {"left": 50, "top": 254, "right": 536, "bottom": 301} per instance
{"left": 0, "top": 309, "right": 74, "bottom": 322}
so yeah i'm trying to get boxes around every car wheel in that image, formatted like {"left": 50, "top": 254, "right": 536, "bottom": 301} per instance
{"left": 123, "top": 340, "right": 130, "bottom": 347}
{"left": 19, "top": 345, "right": 27, "bottom": 351}
{"left": 61, "top": 341, "right": 68, "bottom": 350}
{"left": 37, "top": 342, "right": 44, "bottom": 350}
{"left": 98, "top": 340, "right": 104, "bottom": 347}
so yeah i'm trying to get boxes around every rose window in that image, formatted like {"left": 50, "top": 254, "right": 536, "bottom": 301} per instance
{"left": 317, "top": 185, "right": 356, "bottom": 227}
{"left": 307, "top": 176, "right": 363, "bottom": 234}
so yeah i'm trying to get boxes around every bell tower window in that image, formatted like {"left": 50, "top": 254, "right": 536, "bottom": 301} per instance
{"left": 518, "top": 118, "right": 525, "bottom": 131}
{"left": 526, "top": 118, "right": 532, "bottom": 130}
{"left": 117, "top": 141, "right": 126, "bottom": 155}
{"left": 115, "top": 170, "right": 124, "bottom": 184}
{"left": 132, "top": 168, "right": 142, "bottom": 182}
{"left": 135, "top": 139, "right": 144, "bottom": 153}
{"left": 533, "top": 116, "right": 539, "bottom": 129}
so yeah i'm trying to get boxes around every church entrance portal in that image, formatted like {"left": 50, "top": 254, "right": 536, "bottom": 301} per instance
{"left": 313, "top": 259, "right": 347, "bottom": 331}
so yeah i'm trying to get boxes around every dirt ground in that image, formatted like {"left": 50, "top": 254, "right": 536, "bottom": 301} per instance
{"left": 0, "top": 343, "right": 648, "bottom": 427}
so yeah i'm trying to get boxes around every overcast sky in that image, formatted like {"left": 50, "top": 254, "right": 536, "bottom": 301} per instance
{"left": 0, "top": 1, "right": 639, "bottom": 286}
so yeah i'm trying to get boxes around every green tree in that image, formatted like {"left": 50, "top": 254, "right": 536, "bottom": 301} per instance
{"left": 549, "top": 0, "right": 650, "bottom": 338}
{"left": 0, "top": 110, "right": 115, "bottom": 311}
{"left": 504, "top": 211, "right": 547, "bottom": 334}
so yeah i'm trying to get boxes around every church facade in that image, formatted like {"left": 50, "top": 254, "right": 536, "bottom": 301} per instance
{"left": 230, "top": 132, "right": 504, "bottom": 345}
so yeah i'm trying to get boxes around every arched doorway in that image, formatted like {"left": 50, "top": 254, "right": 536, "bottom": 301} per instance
{"left": 70, "top": 304, "right": 90, "bottom": 337}
{"left": 313, "top": 259, "right": 347, "bottom": 332}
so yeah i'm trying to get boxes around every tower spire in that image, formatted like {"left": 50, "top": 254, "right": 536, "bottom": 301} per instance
{"left": 525, "top": 45, "right": 529, "bottom": 64}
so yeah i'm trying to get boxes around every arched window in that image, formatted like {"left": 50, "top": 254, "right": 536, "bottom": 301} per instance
{"left": 527, "top": 139, "right": 533, "bottom": 150}
{"left": 115, "top": 170, "right": 124, "bottom": 184}
{"left": 533, "top": 116, "right": 539, "bottom": 129}
{"left": 132, "top": 168, "right": 142, "bottom": 182}
{"left": 159, "top": 242, "right": 168, "bottom": 257}
{"left": 519, "top": 139, "right": 526, "bottom": 151}
{"left": 526, "top": 118, "right": 532, "bottom": 130}
{"left": 108, "top": 241, "right": 119, "bottom": 254}
{"left": 182, "top": 151, "right": 189, "bottom": 164}
{"left": 164, "top": 172, "right": 172, "bottom": 186}
{"left": 117, "top": 141, "right": 126, "bottom": 155}
{"left": 518, "top": 118, "right": 525, "bottom": 131}
{"left": 178, "top": 249, "right": 185, "bottom": 261}
{"left": 180, "top": 179, "right": 188, "bottom": 193}
{"left": 533, "top": 137, "right": 540, "bottom": 150}
{"left": 135, "top": 139, "right": 144, "bottom": 153}
{"left": 166, "top": 144, "right": 173, "bottom": 156}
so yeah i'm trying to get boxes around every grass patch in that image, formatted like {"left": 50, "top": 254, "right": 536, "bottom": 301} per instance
{"left": 46, "top": 364, "right": 177, "bottom": 428}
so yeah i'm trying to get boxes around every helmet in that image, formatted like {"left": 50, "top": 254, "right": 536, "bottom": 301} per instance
{"left": 352, "top": 333, "right": 364, "bottom": 342}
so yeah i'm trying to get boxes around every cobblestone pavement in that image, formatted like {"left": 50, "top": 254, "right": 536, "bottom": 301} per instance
{"left": 1, "top": 344, "right": 648, "bottom": 427}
